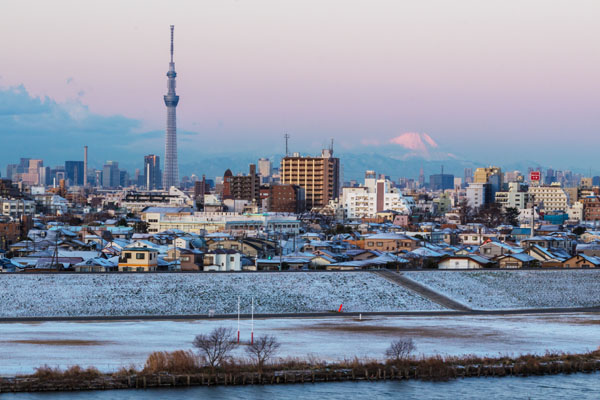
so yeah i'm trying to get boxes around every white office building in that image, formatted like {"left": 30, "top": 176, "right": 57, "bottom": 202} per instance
{"left": 342, "top": 171, "right": 411, "bottom": 219}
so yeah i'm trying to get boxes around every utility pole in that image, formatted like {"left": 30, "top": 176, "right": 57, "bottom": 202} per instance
{"left": 50, "top": 232, "right": 60, "bottom": 271}
{"left": 278, "top": 229, "right": 283, "bottom": 271}
{"left": 530, "top": 195, "right": 535, "bottom": 239}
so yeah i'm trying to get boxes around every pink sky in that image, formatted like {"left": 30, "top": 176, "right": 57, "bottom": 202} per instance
{"left": 1, "top": 0, "right": 599, "bottom": 161}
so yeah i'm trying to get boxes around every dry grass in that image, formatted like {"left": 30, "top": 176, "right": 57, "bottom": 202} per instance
{"left": 112, "top": 364, "right": 139, "bottom": 377}
{"left": 142, "top": 350, "right": 200, "bottom": 374}
{"left": 32, "top": 365, "right": 101, "bottom": 380}
{"left": 22, "top": 347, "right": 600, "bottom": 384}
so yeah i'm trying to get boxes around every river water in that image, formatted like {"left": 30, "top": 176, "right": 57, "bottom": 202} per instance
{"left": 3, "top": 374, "right": 599, "bottom": 399}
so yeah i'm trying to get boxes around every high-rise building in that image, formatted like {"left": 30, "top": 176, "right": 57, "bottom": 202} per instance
{"left": 280, "top": 148, "right": 340, "bottom": 210}
{"left": 495, "top": 182, "right": 530, "bottom": 209}
{"left": 144, "top": 155, "right": 162, "bottom": 190}
{"left": 83, "top": 146, "right": 88, "bottom": 187}
{"left": 342, "top": 171, "right": 411, "bottom": 219}
{"left": 466, "top": 182, "right": 490, "bottom": 209}
{"left": 18, "top": 158, "right": 30, "bottom": 174}
{"left": 429, "top": 174, "right": 454, "bottom": 191}
{"left": 474, "top": 166, "right": 503, "bottom": 200}
{"left": 102, "top": 161, "right": 120, "bottom": 188}
{"left": 266, "top": 184, "right": 306, "bottom": 213}
{"left": 464, "top": 168, "right": 473, "bottom": 184}
{"left": 222, "top": 164, "right": 260, "bottom": 202}
{"left": 65, "top": 161, "right": 84, "bottom": 186}
{"left": 20, "top": 160, "right": 43, "bottom": 185}
{"left": 528, "top": 183, "right": 569, "bottom": 212}
{"left": 474, "top": 166, "right": 503, "bottom": 185}
{"left": 163, "top": 25, "right": 180, "bottom": 189}
{"left": 5, "top": 164, "right": 18, "bottom": 180}
{"left": 258, "top": 158, "right": 272, "bottom": 181}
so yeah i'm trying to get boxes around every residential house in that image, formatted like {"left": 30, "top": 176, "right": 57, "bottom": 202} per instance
{"left": 118, "top": 247, "right": 159, "bottom": 272}
{"left": 203, "top": 249, "right": 241, "bottom": 271}
{"left": 438, "top": 255, "right": 494, "bottom": 269}
{"left": 362, "top": 233, "right": 420, "bottom": 252}
{"left": 575, "top": 243, "right": 600, "bottom": 257}
{"left": 497, "top": 253, "right": 537, "bottom": 269}
{"left": 562, "top": 254, "right": 600, "bottom": 268}
{"left": 165, "top": 248, "right": 204, "bottom": 271}
{"left": 478, "top": 240, "right": 521, "bottom": 258}
{"left": 523, "top": 244, "right": 567, "bottom": 267}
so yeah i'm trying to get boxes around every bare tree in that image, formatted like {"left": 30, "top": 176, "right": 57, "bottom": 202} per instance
{"left": 458, "top": 198, "right": 472, "bottom": 225}
{"left": 193, "top": 327, "right": 238, "bottom": 371}
{"left": 385, "top": 338, "right": 416, "bottom": 362}
{"left": 245, "top": 335, "right": 281, "bottom": 372}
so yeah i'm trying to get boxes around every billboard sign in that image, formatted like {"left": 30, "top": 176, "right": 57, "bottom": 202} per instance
{"left": 530, "top": 171, "right": 541, "bottom": 181}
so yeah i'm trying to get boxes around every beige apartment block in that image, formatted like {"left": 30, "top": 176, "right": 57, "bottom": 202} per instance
{"left": 280, "top": 149, "right": 340, "bottom": 210}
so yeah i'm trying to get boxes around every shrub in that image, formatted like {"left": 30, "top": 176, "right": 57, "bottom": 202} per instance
{"left": 63, "top": 365, "right": 101, "bottom": 380}
{"left": 32, "top": 365, "right": 63, "bottom": 380}
{"left": 32, "top": 365, "right": 101, "bottom": 380}
{"left": 245, "top": 335, "right": 281, "bottom": 372}
{"left": 193, "top": 327, "right": 238, "bottom": 371}
{"left": 385, "top": 338, "right": 416, "bottom": 362}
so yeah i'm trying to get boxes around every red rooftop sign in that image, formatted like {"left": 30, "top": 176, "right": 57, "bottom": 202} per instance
{"left": 530, "top": 171, "right": 540, "bottom": 181}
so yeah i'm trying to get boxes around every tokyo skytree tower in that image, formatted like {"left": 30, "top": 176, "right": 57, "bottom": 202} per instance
{"left": 163, "top": 25, "right": 179, "bottom": 189}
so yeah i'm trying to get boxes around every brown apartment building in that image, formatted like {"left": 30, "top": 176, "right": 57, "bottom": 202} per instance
{"left": 261, "top": 184, "right": 306, "bottom": 213}
{"left": 280, "top": 149, "right": 340, "bottom": 210}
{"left": 583, "top": 195, "right": 600, "bottom": 221}
{"left": 223, "top": 164, "right": 260, "bottom": 203}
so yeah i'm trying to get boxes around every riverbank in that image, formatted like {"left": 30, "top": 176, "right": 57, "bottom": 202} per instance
{"left": 2, "top": 350, "right": 600, "bottom": 393}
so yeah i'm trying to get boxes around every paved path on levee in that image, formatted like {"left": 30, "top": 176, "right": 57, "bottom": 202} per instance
{"left": 373, "top": 270, "right": 472, "bottom": 311}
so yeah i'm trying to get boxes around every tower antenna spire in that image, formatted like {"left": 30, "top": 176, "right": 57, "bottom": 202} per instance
{"left": 170, "top": 25, "right": 174, "bottom": 63}
{"left": 284, "top": 133, "right": 290, "bottom": 156}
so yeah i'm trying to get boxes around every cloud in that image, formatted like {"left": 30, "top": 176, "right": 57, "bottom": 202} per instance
{"left": 0, "top": 85, "right": 160, "bottom": 168}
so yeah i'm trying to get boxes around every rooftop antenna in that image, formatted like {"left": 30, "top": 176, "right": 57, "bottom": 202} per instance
{"left": 170, "top": 25, "right": 174, "bottom": 63}
{"left": 329, "top": 138, "right": 334, "bottom": 154}
{"left": 284, "top": 133, "right": 290, "bottom": 156}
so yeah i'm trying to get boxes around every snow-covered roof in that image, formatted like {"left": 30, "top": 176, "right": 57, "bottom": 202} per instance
{"left": 408, "top": 247, "right": 444, "bottom": 258}
{"left": 499, "top": 253, "right": 536, "bottom": 263}
{"left": 364, "top": 233, "right": 417, "bottom": 241}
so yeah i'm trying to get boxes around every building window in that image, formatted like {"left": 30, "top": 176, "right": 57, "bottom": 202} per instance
{"left": 136, "top": 253, "right": 145, "bottom": 260}
{"left": 230, "top": 256, "right": 235, "bottom": 262}
{"left": 376, "top": 242, "right": 383, "bottom": 247}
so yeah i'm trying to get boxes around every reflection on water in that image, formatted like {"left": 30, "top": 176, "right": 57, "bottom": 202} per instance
{"left": 3, "top": 373, "right": 598, "bottom": 400}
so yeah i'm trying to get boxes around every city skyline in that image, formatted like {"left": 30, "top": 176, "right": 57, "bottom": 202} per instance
{"left": 1, "top": 1, "right": 599, "bottom": 175}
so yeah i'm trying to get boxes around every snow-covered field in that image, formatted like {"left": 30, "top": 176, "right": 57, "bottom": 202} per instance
{"left": 1, "top": 313, "right": 599, "bottom": 375}
{"left": 0, "top": 272, "right": 443, "bottom": 317}
{"left": 405, "top": 270, "right": 600, "bottom": 310}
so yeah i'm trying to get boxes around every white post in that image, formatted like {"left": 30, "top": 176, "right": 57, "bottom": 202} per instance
{"left": 237, "top": 296, "right": 240, "bottom": 343}
{"left": 251, "top": 297, "right": 254, "bottom": 345}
